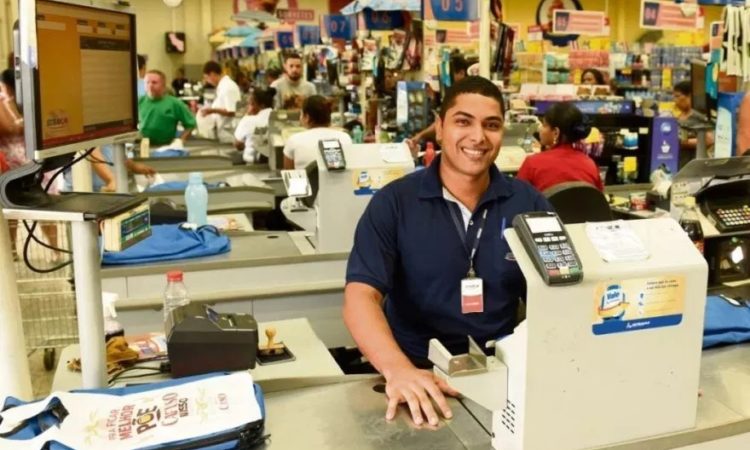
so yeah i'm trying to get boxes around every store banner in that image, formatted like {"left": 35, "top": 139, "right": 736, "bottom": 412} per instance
{"left": 322, "top": 14, "right": 357, "bottom": 40}
{"left": 363, "top": 10, "right": 405, "bottom": 30}
{"left": 640, "top": 0, "right": 703, "bottom": 31}
{"left": 276, "top": 9, "right": 315, "bottom": 22}
{"left": 423, "top": 0, "right": 479, "bottom": 22}
{"left": 277, "top": 31, "right": 294, "bottom": 48}
{"left": 552, "top": 10, "right": 606, "bottom": 36}
{"left": 297, "top": 25, "right": 320, "bottom": 46}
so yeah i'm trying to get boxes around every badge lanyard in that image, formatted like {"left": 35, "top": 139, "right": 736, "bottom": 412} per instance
{"left": 448, "top": 205, "right": 489, "bottom": 274}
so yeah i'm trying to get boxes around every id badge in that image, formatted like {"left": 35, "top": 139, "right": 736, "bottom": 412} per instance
{"left": 461, "top": 277, "right": 484, "bottom": 314}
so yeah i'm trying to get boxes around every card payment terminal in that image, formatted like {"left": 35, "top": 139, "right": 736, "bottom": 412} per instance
{"left": 318, "top": 139, "right": 346, "bottom": 171}
{"left": 513, "top": 212, "right": 583, "bottom": 285}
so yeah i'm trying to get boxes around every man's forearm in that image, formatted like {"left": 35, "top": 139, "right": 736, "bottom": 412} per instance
{"left": 179, "top": 128, "right": 193, "bottom": 141}
{"left": 343, "top": 283, "right": 414, "bottom": 378}
{"left": 205, "top": 108, "right": 235, "bottom": 117}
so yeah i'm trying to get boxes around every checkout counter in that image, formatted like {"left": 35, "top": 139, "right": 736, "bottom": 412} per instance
{"left": 56, "top": 212, "right": 750, "bottom": 449}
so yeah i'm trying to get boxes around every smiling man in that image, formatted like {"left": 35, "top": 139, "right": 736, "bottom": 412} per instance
{"left": 343, "top": 77, "right": 552, "bottom": 427}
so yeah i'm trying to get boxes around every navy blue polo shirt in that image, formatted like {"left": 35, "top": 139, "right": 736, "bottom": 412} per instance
{"left": 346, "top": 155, "right": 553, "bottom": 361}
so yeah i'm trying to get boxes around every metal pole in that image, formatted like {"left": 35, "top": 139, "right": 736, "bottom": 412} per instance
{"left": 696, "top": 130, "right": 708, "bottom": 159}
{"left": 112, "top": 143, "right": 129, "bottom": 194}
{"left": 71, "top": 150, "right": 93, "bottom": 192}
{"left": 71, "top": 220, "right": 107, "bottom": 388}
{"left": 0, "top": 209, "right": 33, "bottom": 401}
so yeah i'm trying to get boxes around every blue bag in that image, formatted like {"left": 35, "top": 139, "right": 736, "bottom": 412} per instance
{"left": 702, "top": 295, "right": 750, "bottom": 349}
{"left": 103, "top": 224, "right": 231, "bottom": 265}
{"left": 152, "top": 149, "right": 190, "bottom": 158}
{"left": 146, "top": 181, "right": 227, "bottom": 192}
{"left": 0, "top": 372, "right": 266, "bottom": 449}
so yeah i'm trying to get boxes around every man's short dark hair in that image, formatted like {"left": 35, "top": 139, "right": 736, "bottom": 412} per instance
{"left": 439, "top": 76, "right": 505, "bottom": 119}
{"left": 203, "top": 60, "right": 222, "bottom": 75}
{"left": 137, "top": 54, "right": 147, "bottom": 71}
{"left": 284, "top": 53, "right": 302, "bottom": 63}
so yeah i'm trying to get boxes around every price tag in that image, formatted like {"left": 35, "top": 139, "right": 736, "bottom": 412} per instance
{"left": 276, "top": 31, "right": 294, "bottom": 49}
{"left": 323, "top": 14, "right": 357, "bottom": 40}
{"left": 297, "top": 25, "right": 320, "bottom": 46}
{"left": 427, "top": 0, "right": 478, "bottom": 22}
{"left": 363, "top": 10, "right": 404, "bottom": 30}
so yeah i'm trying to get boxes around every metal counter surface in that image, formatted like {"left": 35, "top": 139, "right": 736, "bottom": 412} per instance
{"left": 101, "top": 231, "right": 347, "bottom": 278}
{"left": 259, "top": 377, "right": 491, "bottom": 450}
{"left": 258, "top": 345, "right": 750, "bottom": 450}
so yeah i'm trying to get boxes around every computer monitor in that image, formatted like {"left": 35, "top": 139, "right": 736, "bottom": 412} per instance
{"left": 17, "top": 0, "right": 139, "bottom": 164}
{"left": 690, "top": 59, "right": 710, "bottom": 121}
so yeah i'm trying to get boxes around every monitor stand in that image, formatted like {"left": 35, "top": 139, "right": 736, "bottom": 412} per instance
{"left": 0, "top": 160, "right": 147, "bottom": 389}
{"left": 680, "top": 120, "right": 715, "bottom": 160}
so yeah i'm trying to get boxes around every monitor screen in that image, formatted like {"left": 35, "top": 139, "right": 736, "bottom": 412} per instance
{"left": 21, "top": 0, "right": 138, "bottom": 160}
{"left": 690, "top": 59, "right": 707, "bottom": 118}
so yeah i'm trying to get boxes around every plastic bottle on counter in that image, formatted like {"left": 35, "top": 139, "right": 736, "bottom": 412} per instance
{"left": 164, "top": 270, "right": 190, "bottom": 321}
{"left": 424, "top": 141, "right": 436, "bottom": 168}
{"left": 185, "top": 172, "right": 208, "bottom": 226}
{"left": 679, "top": 196, "right": 704, "bottom": 254}
{"left": 352, "top": 125, "right": 363, "bottom": 144}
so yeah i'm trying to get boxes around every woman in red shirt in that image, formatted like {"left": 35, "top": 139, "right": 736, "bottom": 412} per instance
{"left": 516, "top": 102, "right": 603, "bottom": 193}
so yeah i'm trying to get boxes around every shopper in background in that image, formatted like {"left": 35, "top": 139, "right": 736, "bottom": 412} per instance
{"left": 0, "top": 69, "right": 58, "bottom": 257}
{"left": 283, "top": 95, "right": 352, "bottom": 170}
{"left": 271, "top": 53, "right": 316, "bottom": 110}
{"left": 673, "top": 80, "right": 714, "bottom": 167}
{"left": 516, "top": 102, "right": 603, "bottom": 192}
{"left": 581, "top": 68, "right": 605, "bottom": 85}
{"left": 234, "top": 87, "right": 276, "bottom": 163}
{"left": 200, "top": 61, "right": 241, "bottom": 142}
{"left": 171, "top": 67, "right": 189, "bottom": 95}
{"left": 140, "top": 70, "right": 196, "bottom": 146}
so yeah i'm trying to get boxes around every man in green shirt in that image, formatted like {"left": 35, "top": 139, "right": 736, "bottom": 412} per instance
{"left": 138, "top": 70, "right": 196, "bottom": 146}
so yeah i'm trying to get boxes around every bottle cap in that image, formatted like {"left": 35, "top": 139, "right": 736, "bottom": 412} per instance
{"left": 167, "top": 270, "right": 183, "bottom": 282}
{"left": 683, "top": 196, "right": 696, "bottom": 208}
{"left": 188, "top": 172, "right": 203, "bottom": 184}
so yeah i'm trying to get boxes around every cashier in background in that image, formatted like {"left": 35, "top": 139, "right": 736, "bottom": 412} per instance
{"left": 516, "top": 102, "right": 603, "bottom": 193}
{"left": 581, "top": 68, "right": 605, "bottom": 86}
{"left": 200, "top": 61, "right": 242, "bottom": 142}
{"left": 283, "top": 95, "right": 352, "bottom": 170}
{"left": 404, "top": 55, "right": 469, "bottom": 157}
{"left": 139, "top": 70, "right": 196, "bottom": 147}
{"left": 234, "top": 87, "right": 276, "bottom": 163}
{"left": 344, "top": 77, "right": 552, "bottom": 426}
{"left": 673, "top": 81, "right": 714, "bottom": 168}
{"left": 271, "top": 53, "right": 317, "bottom": 110}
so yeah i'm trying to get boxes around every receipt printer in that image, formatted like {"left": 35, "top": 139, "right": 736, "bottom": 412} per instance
{"left": 165, "top": 303, "right": 258, "bottom": 377}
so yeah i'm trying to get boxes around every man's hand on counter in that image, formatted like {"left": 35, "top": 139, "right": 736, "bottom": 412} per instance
{"left": 383, "top": 363, "right": 459, "bottom": 426}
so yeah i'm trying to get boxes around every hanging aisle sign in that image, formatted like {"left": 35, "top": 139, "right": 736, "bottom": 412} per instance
{"left": 552, "top": 10, "right": 607, "bottom": 36}
{"left": 276, "top": 31, "right": 294, "bottom": 48}
{"left": 424, "top": 0, "right": 479, "bottom": 22}
{"left": 363, "top": 9, "right": 405, "bottom": 30}
{"left": 297, "top": 25, "right": 320, "bottom": 46}
{"left": 640, "top": 0, "right": 703, "bottom": 31}
{"left": 322, "top": 14, "right": 357, "bottom": 40}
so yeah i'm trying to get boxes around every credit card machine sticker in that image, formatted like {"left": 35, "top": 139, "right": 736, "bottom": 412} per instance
{"left": 512, "top": 212, "right": 583, "bottom": 285}
{"left": 319, "top": 139, "right": 346, "bottom": 171}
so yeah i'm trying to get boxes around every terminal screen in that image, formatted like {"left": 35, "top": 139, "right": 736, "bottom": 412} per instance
{"left": 35, "top": 0, "right": 137, "bottom": 150}
{"left": 526, "top": 216, "right": 562, "bottom": 234}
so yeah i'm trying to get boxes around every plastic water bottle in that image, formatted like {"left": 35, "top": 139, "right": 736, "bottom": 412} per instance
{"left": 352, "top": 126, "right": 363, "bottom": 144}
{"left": 164, "top": 270, "right": 190, "bottom": 321}
{"left": 185, "top": 172, "right": 208, "bottom": 226}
